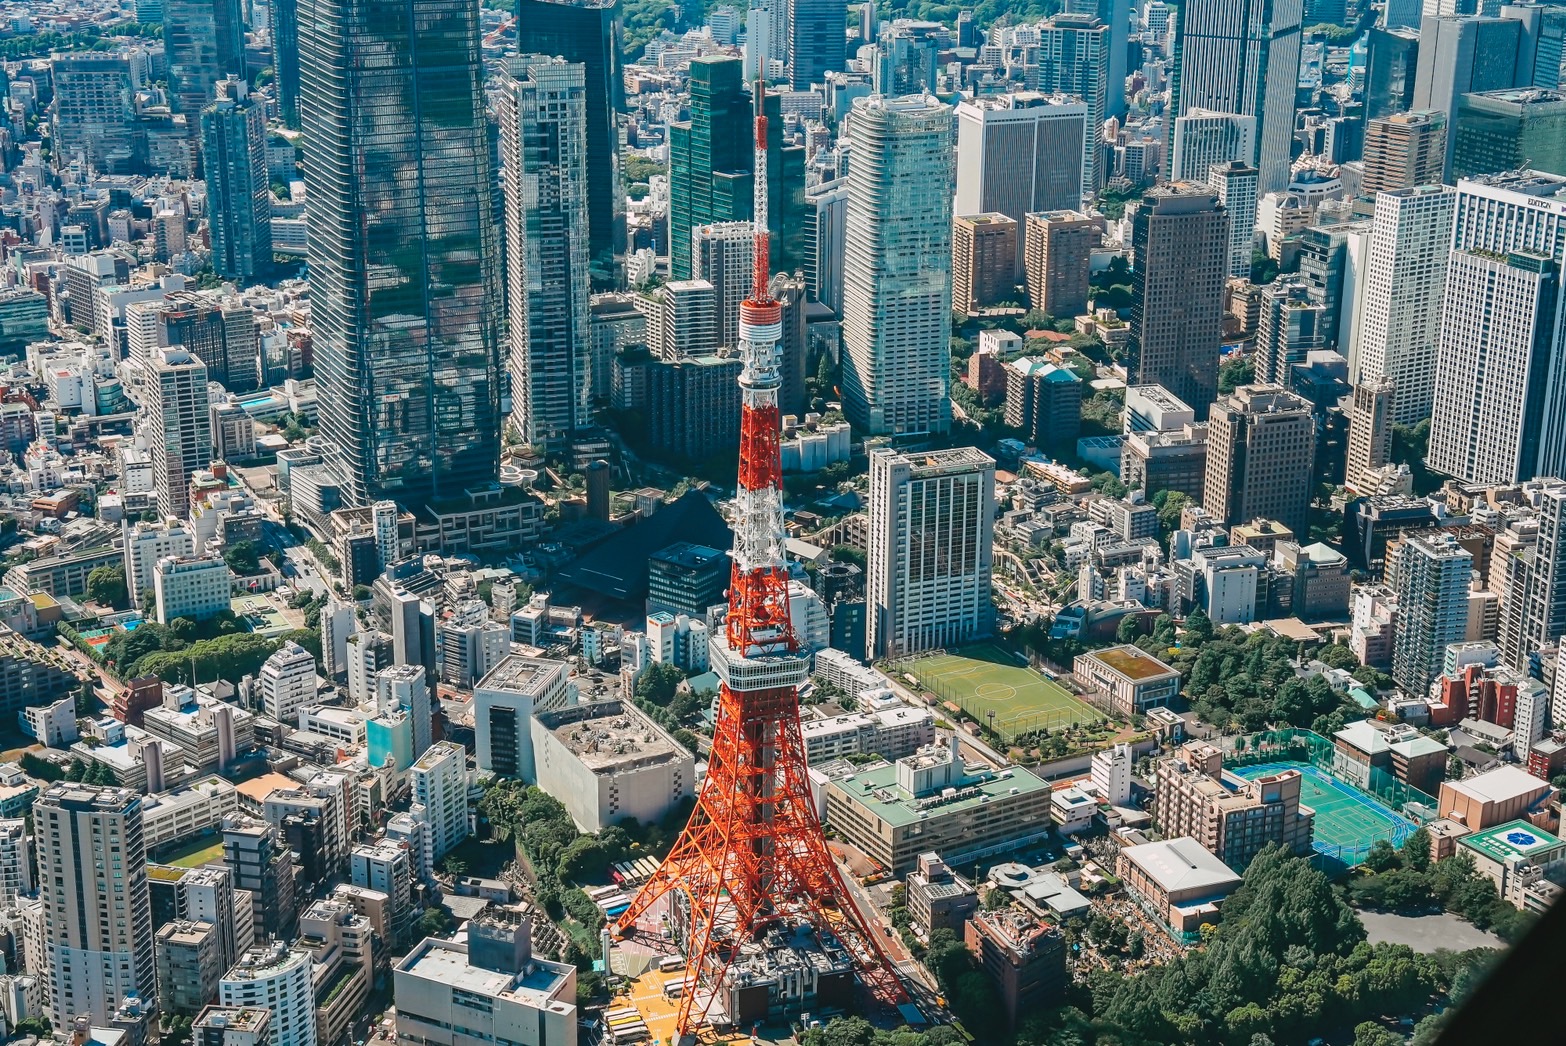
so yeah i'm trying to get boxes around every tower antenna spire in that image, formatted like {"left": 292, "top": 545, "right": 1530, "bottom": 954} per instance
{"left": 614, "top": 73, "right": 908, "bottom": 1037}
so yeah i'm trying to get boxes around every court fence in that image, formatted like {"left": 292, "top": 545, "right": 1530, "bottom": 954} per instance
{"left": 1220, "top": 727, "right": 1438, "bottom": 821}
{"left": 888, "top": 648, "right": 1104, "bottom": 744}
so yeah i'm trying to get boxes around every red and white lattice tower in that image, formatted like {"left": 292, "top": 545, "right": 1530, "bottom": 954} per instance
{"left": 614, "top": 78, "right": 908, "bottom": 1036}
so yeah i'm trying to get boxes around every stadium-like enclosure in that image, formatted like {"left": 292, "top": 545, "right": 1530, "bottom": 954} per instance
{"left": 892, "top": 643, "right": 1107, "bottom": 742}
{"left": 1224, "top": 728, "right": 1434, "bottom": 873}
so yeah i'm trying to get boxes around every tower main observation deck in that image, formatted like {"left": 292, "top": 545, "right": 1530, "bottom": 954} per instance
{"left": 612, "top": 78, "right": 909, "bottom": 1037}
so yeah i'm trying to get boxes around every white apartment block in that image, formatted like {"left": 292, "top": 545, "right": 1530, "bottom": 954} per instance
{"left": 258, "top": 641, "right": 318, "bottom": 724}
{"left": 800, "top": 705, "right": 936, "bottom": 764}
{"left": 473, "top": 655, "right": 571, "bottom": 780}
{"left": 410, "top": 742, "right": 468, "bottom": 879}
{"left": 122, "top": 518, "right": 194, "bottom": 606}
{"left": 153, "top": 554, "right": 232, "bottom": 625}
{"left": 1170, "top": 108, "right": 1256, "bottom": 183}
{"left": 1392, "top": 532, "right": 1472, "bottom": 698}
{"left": 220, "top": 944, "right": 316, "bottom": 1046}
{"left": 1209, "top": 160, "right": 1259, "bottom": 278}
{"left": 0, "top": 818, "right": 32, "bottom": 906}
{"left": 1430, "top": 172, "right": 1566, "bottom": 485}
{"left": 867, "top": 447, "right": 996, "bottom": 659}
{"left": 1353, "top": 185, "right": 1455, "bottom": 422}
{"left": 147, "top": 346, "right": 212, "bottom": 520}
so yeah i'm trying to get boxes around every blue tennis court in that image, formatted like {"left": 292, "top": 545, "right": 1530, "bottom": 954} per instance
{"left": 1233, "top": 761, "right": 1416, "bottom": 866}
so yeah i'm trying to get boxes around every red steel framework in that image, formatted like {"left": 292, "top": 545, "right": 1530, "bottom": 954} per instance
{"left": 614, "top": 78, "right": 908, "bottom": 1035}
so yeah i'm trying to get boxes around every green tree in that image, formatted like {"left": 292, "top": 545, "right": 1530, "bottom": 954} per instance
{"left": 1351, "top": 1022, "right": 1403, "bottom": 1046}
{"left": 633, "top": 662, "right": 685, "bottom": 707}
{"left": 223, "top": 540, "right": 262, "bottom": 575}
{"left": 1363, "top": 839, "right": 1401, "bottom": 874}
{"left": 85, "top": 565, "right": 128, "bottom": 608}
{"left": 418, "top": 907, "right": 455, "bottom": 938}
{"left": 1116, "top": 615, "right": 1141, "bottom": 644}
{"left": 1400, "top": 827, "right": 1432, "bottom": 872}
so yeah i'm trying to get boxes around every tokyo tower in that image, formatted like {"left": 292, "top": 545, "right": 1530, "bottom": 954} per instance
{"left": 614, "top": 78, "right": 908, "bottom": 1035}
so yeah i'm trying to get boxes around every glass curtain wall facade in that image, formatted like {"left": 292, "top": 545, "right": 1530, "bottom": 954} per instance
{"left": 300, "top": 0, "right": 503, "bottom": 508}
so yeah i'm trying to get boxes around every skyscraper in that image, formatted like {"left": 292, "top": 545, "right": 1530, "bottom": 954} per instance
{"left": 1428, "top": 249, "right": 1559, "bottom": 485}
{"left": 668, "top": 56, "right": 805, "bottom": 281}
{"left": 1344, "top": 378, "right": 1396, "bottom": 494}
{"left": 1504, "top": 1, "right": 1566, "bottom": 89}
{"left": 1167, "top": 0, "right": 1304, "bottom": 193}
{"left": 52, "top": 56, "right": 142, "bottom": 174}
{"left": 1452, "top": 88, "right": 1566, "bottom": 180}
{"left": 36, "top": 785, "right": 154, "bottom": 1029}
{"left": 200, "top": 77, "right": 272, "bottom": 286}
{"left": 514, "top": 0, "right": 624, "bottom": 283}
{"left": 952, "top": 214, "right": 1019, "bottom": 313}
{"left": 301, "top": 0, "right": 503, "bottom": 508}
{"left": 1255, "top": 279, "right": 1325, "bottom": 386}
{"left": 1065, "top": 0, "right": 1131, "bottom": 116}
{"left": 1362, "top": 110, "right": 1447, "bottom": 194}
{"left": 954, "top": 93, "right": 1088, "bottom": 268}
{"left": 873, "top": 19, "right": 942, "bottom": 95}
{"left": 1392, "top": 532, "right": 1473, "bottom": 697}
{"left": 867, "top": 447, "right": 997, "bottom": 660}
{"left": 1354, "top": 185, "right": 1455, "bottom": 422}
{"left": 1024, "top": 210, "right": 1095, "bottom": 318}
{"left": 1364, "top": 27, "right": 1421, "bottom": 121}
{"left": 1129, "top": 184, "right": 1228, "bottom": 415}
{"left": 1412, "top": 15, "right": 1525, "bottom": 175}
{"left": 166, "top": 0, "right": 245, "bottom": 125}
{"left": 1203, "top": 384, "right": 1315, "bottom": 537}
{"left": 692, "top": 221, "right": 755, "bottom": 349}
{"left": 840, "top": 95, "right": 954, "bottom": 437}
{"left": 148, "top": 346, "right": 212, "bottom": 521}
{"left": 1034, "top": 16, "right": 1110, "bottom": 193}
{"left": 1508, "top": 480, "right": 1566, "bottom": 668}
{"left": 273, "top": 0, "right": 301, "bottom": 129}
{"left": 1208, "top": 160, "right": 1260, "bottom": 279}
{"left": 499, "top": 56, "right": 592, "bottom": 450}
{"left": 1169, "top": 108, "right": 1256, "bottom": 183}
{"left": 1429, "top": 171, "right": 1566, "bottom": 485}
{"left": 789, "top": 0, "right": 847, "bottom": 89}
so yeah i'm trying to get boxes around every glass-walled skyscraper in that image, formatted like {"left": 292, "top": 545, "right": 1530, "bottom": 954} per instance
{"left": 300, "top": 0, "right": 503, "bottom": 509}
{"left": 166, "top": 0, "right": 245, "bottom": 123}
{"left": 515, "top": 0, "right": 624, "bottom": 286}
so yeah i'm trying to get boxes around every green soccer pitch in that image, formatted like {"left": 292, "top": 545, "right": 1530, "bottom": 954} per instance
{"left": 903, "top": 643, "right": 1105, "bottom": 739}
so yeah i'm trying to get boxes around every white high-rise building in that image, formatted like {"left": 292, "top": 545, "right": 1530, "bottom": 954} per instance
{"left": 409, "top": 741, "right": 468, "bottom": 880}
{"left": 499, "top": 55, "right": 591, "bottom": 449}
{"left": 1208, "top": 160, "right": 1260, "bottom": 278}
{"left": 1170, "top": 108, "right": 1256, "bottom": 183}
{"left": 1391, "top": 532, "right": 1473, "bottom": 698}
{"left": 147, "top": 345, "right": 212, "bottom": 520}
{"left": 371, "top": 500, "right": 399, "bottom": 572}
{"left": 867, "top": 447, "right": 996, "bottom": 660}
{"left": 955, "top": 93, "right": 1090, "bottom": 255}
{"left": 376, "top": 664, "right": 432, "bottom": 762}
{"left": 35, "top": 785, "right": 155, "bottom": 1030}
{"left": 841, "top": 95, "right": 954, "bottom": 437}
{"left": 1167, "top": 0, "right": 1304, "bottom": 193}
{"left": 1354, "top": 185, "right": 1455, "bottom": 422}
{"left": 0, "top": 818, "right": 32, "bottom": 906}
{"left": 1090, "top": 743, "right": 1133, "bottom": 806}
{"left": 691, "top": 221, "right": 754, "bottom": 350}
{"left": 153, "top": 553, "right": 233, "bottom": 625}
{"left": 220, "top": 943, "right": 316, "bottom": 1046}
{"left": 473, "top": 655, "right": 572, "bottom": 779}
{"left": 258, "top": 641, "right": 318, "bottom": 724}
{"left": 1429, "top": 171, "right": 1566, "bottom": 485}
{"left": 1514, "top": 677, "right": 1550, "bottom": 759}
{"left": 122, "top": 517, "right": 195, "bottom": 607}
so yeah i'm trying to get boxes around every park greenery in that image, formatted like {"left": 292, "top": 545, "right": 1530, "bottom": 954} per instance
{"left": 1348, "top": 827, "right": 1536, "bottom": 944}
{"left": 631, "top": 661, "right": 704, "bottom": 753}
{"left": 85, "top": 565, "right": 128, "bottom": 609}
{"left": 63, "top": 615, "right": 321, "bottom": 685}
{"left": 868, "top": 848, "right": 1495, "bottom": 1045}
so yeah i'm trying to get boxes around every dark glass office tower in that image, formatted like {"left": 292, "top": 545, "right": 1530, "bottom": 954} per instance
{"left": 669, "top": 56, "right": 805, "bottom": 282}
{"left": 200, "top": 78, "right": 272, "bottom": 285}
{"left": 1364, "top": 26, "right": 1420, "bottom": 122}
{"left": 789, "top": 0, "right": 848, "bottom": 89}
{"left": 300, "top": 0, "right": 503, "bottom": 508}
{"left": 273, "top": 0, "right": 301, "bottom": 129}
{"left": 515, "top": 0, "right": 624, "bottom": 285}
{"left": 166, "top": 0, "right": 245, "bottom": 123}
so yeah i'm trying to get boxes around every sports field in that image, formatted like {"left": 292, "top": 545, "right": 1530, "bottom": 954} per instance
{"left": 904, "top": 643, "right": 1105, "bottom": 739}
{"left": 1234, "top": 761, "right": 1416, "bottom": 867}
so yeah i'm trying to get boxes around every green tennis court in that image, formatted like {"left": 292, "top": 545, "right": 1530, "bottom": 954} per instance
{"left": 903, "top": 643, "right": 1105, "bottom": 738}
{"left": 1234, "top": 761, "right": 1415, "bottom": 866}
